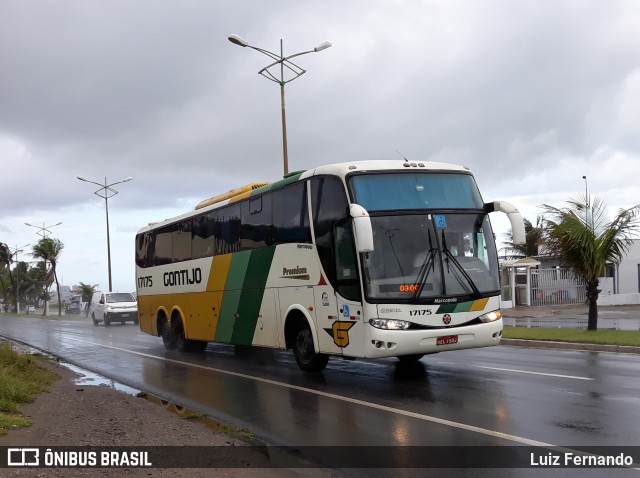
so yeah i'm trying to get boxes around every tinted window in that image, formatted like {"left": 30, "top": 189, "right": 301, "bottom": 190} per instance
{"left": 192, "top": 213, "right": 216, "bottom": 259}
{"left": 241, "top": 195, "right": 272, "bottom": 250}
{"left": 311, "top": 176, "right": 349, "bottom": 285}
{"left": 154, "top": 225, "right": 173, "bottom": 266}
{"left": 216, "top": 204, "right": 241, "bottom": 255}
{"left": 350, "top": 173, "right": 484, "bottom": 211}
{"left": 172, "top": 220, "right": 192, "bottom": 262}
{"left": 135, "top": 232, "right": 155, "bottom": 268}
{"left": 272, "top": 182, "right": 311, "bottom": 244}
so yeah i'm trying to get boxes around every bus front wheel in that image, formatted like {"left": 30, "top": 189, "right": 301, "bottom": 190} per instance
{"left": 292, "top": 320, "right": 329, "bottom": 373}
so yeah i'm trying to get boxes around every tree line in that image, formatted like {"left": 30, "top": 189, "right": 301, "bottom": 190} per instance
{"left": 0, "top": 237, "right": 65, "bottom": 315}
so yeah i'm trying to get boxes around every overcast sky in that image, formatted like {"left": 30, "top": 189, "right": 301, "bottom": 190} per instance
{"left": 1, "top": 0, "right": 639, "bottom": 293}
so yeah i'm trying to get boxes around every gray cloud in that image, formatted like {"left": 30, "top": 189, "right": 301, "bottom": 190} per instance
{"left": 2, "top": 0, "right": 639, "bottom": 289}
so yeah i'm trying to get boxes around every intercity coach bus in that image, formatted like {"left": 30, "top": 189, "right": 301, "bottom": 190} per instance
{"left": 135, "top": 160, "right": 525, "bottom": 372}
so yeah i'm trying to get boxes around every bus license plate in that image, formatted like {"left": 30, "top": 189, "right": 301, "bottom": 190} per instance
{"left": 121, "top": 314, "right": 129, "bottom": 318}
{"left": 437, "top": 335, "right": 458, "bottom": 345}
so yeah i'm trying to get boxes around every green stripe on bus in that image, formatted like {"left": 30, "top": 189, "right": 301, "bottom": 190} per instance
{"left": 453, "top": 301, "right": 473, "bottom": 313}
{"left": 231, "top": 246, "right": 277, "bottom": 344}
{"left": 250, "top": 172, "right": 304, "bottom": 195}
{"left": 215, "top": 252, "right": 252, "bottom": 342}
{"left": 436, "top": 301, "right": 476, "bottom": 314}
{"left": 436, "top": 303, "right": 457, "bottom": 314}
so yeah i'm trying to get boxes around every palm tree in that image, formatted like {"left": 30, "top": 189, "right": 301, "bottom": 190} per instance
{"left": 77, "top": 282, "right": 98, "bottom": 317}
{"left": 502, "top": 215, "right": 546, "bottom": 259}
{"left": 542, "top": 194, "right": 640, "bottom": 330}
{"left": 0, "top": 242, "right": 18, "bottom": 312}
{"left": 31, "top": 238, "right": 65, "bottom": 316}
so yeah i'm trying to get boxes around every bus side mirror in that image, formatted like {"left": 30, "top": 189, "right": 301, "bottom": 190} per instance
{"left": 485, "top": 201, "right": 526, "bottom": 245}
{"left": 349, "top": 204, "right": 374, "bottom": 253}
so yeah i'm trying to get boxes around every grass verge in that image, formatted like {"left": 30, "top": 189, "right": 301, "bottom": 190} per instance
{"left": 502, "top": 327, "right": 640, "bottom": 346}
{"left": 0, "top": 344, "right": 58, "bottom": 435}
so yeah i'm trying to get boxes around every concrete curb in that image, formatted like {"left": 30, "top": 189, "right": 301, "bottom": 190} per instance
{"left": 500, "top": 338, "right": 640, "bottom": 354}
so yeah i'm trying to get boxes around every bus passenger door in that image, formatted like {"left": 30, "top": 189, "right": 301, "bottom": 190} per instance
{"left": 313, "top": 283, "right": 344, "bottom": 356}
{"left": 316, "top": 221, "right": 365, "bottom": 358}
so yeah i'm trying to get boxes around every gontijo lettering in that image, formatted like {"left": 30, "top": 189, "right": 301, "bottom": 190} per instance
{"left": 163, "top": 268, "right": 202, "bottom": 286}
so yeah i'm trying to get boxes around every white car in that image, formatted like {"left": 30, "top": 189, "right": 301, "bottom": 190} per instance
{"left": 25, "top": 305, "right": 36, "bottom": 313}
{"left": 89, "top": 292, "right": 138, "bottom": 326}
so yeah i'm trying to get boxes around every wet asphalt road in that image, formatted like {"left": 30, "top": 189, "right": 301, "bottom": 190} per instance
{"left": 1, "top": 315, "right": 639, "bottom": 476}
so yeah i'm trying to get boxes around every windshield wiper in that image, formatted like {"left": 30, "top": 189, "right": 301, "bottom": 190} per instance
{"left": 412, "top": 231, "right": 437, "bottom": 301}
{"left": 441, "top": 230, "right": 481, "bottom": 297}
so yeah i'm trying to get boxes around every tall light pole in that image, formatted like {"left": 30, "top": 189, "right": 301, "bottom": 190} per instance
{"left": 77, "top": 176, "right": 133, "bottom": 292}
{"left": 25, "top": 222, "right": 61, "bottom": 315}
{"left": 582, "top": 175, "right": 592, "bottom": 232}
{"left": 228, "top": 34, "right": 332, "bottom": 176}
{"left": 24, "top": 221, "right": 62, "bottom": 238}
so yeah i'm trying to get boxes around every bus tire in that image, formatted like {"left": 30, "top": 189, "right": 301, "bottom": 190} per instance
{"left": 170, "top": 318, "right": 206, "bottom": 352}
{"left": 173, "top": 317, "right": 186, "bottom": 351}
{"left": 397, "top": 354, "right": 424, "bottom": 363}
{"left": 292, "top": 319, "right": 329, "bottom": 372}
{"left": 161, "top": 319, "right": 177, "bottom": 349}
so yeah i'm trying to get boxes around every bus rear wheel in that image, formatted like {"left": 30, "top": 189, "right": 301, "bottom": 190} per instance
{"left": 172, "top": 317, "right": 207, "bottom": 353}
{"left": 292, "top": 320, "right": 329, "bottom": 372}
{"left": 161, "top": 319, "right": 176, "bottom": 349}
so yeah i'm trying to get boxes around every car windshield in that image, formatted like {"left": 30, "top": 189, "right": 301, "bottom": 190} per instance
{"left": 359, "top": 213, "right": 500, "bottom": 301}
{"left": 106, "top": 293, "right": 135, "bottom": 303}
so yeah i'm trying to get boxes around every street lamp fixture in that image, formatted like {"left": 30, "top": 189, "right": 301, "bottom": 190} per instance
{"left": 228, "top": 34, "right": 332, "bottom": 176}
{"left": 24, "top": 221, "right": 63, "bottom": 238}
{"left": 8, "top": 243, "right": 31, "bottom": 262}
{"left": 77, "top": 176, "right": 133, "bottom": 292}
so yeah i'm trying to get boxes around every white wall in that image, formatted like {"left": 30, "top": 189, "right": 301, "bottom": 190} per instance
{"left": 617, "top": 240, "right": 640, "bottom": 294}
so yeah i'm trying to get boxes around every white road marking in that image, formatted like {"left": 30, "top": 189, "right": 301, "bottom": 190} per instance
{"left": 473, "top": 365, "right": 592, "bottom": 381}
{"left": 66, "top": 336, "right": 555, "bottom": 447}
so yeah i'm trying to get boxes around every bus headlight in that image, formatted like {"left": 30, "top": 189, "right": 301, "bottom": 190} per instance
{"left": 369, "top": 319, "right": 411, "bottom": 330}
{"left": 479, "top": 310, "right": 502, "bottom": 323}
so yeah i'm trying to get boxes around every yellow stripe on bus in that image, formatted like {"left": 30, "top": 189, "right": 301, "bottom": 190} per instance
{"left": 469, "top": 298, "right": 489, "bottom": 311}
{"left": 208, "top": 254, "right": 233, "bottom": 291}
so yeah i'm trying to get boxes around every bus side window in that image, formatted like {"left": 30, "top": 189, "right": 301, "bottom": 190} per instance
{"left": 311, "top": 176, "right": 349, "bottom": 287}
{"left": 154, "top": 226, "right": 173, "bottom": 266}
{"left": 272, "top": 182, "right": 311, "bottom": 244}
{"left": 216, "top": 204, "right": 241, "bottom": 255}
{"left": 334, "top": 221, "right": 361, "bottom": 301}
{"left": 241, "top": 194, "right": 272, "bottom": 250}
{"left": 136, "top": 232, "right": 155, "bottom": 268}
{"left": 192, "top": 212, "right": 215, "bottom": 259}
{"left": 172, "top": 220, "right": 192, "bottom": 263}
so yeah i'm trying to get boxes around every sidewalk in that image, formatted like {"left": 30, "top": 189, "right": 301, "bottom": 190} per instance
{"left": 502, "top": 303, "right": 640, "bottom": 319}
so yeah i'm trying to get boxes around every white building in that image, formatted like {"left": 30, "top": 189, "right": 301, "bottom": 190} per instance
{"left": 500, "top": 239, "right": 640, "bottom": 307}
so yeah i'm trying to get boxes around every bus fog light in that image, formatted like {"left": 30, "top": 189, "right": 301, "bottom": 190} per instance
{"left": 369, "top": 319, "right": 411, "bottom": 330}
{"left": 479, "top": 311, "right": 502, "bottom": 323}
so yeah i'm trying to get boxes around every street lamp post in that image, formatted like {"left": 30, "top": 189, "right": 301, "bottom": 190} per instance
{"left": 77, "top": 176, "right": 133, "bottom": 292}
{"left": 228, "top": 34, "right": 332, "bottom": 176}
{"left": 25, "top": 222, "right": 61, "bottom": 315}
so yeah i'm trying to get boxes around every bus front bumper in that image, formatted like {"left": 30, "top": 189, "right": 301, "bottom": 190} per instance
{"left": 363, "top": 319, "right": 503, "bottom": 359}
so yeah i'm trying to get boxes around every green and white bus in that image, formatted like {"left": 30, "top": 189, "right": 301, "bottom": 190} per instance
{"left": 135, "top": 160, "right": 524, "bottom": 372}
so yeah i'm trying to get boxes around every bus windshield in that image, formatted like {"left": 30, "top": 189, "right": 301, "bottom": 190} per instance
{"left": 350, "top": 172, "right": 484, "bottom": 211}
{"left": 358, "top": 213, "right": 499, "bottom": 301}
